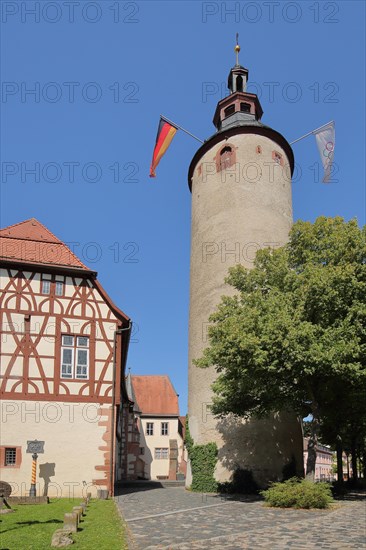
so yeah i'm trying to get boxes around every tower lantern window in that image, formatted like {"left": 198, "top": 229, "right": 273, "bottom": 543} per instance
{"left": 236, "top": 75, "right": 243, "bottom": 92}
{"left": 224, "top": 105, "right": 235, "bottom": 118}
{"left": 240, "top": 102, "right": 251, "bottom": 113}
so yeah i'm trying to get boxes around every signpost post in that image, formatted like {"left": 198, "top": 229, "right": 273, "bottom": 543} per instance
{"left": 26, "top": 440, "right": 45, "bottom": 497}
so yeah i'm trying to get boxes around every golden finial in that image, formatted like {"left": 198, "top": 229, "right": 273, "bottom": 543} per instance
{"left": 234, "top": 32, "right": 240, "bottom": 65}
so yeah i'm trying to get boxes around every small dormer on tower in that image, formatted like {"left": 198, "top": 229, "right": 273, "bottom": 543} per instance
{"left": 213, "top": 36, "right": 263, "bottom": 131}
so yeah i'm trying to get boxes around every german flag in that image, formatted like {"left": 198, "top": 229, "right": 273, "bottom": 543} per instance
{"left": 150, "top": 117, "right": 178, "bottom": 178}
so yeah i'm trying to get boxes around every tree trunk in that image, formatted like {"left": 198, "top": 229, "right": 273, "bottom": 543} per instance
{"left": 306, "top": 406, "right": 320, "bottom": 481}
{"left": 351, "top": 439, "right": 358, "bottom": 482}
{"left": 336, "top": 436, "right": 344, "bottom": 484}
{"left": 362, "top": 451, "right": 366, "bottom": 480}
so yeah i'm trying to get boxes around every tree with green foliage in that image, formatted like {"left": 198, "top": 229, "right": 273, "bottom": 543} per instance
{"left": 319, "top": 380, "right": 366, "bottom": 483}
{"left": 195, "top": 217, "right": 366, "bottom": 480}
{"left": 302, "top": 421, "right": 312, "bottom": 438}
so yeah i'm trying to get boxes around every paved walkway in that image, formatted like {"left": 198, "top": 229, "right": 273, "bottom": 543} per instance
{"left": 115, "top": 485, "right": 366, "bottom": 549}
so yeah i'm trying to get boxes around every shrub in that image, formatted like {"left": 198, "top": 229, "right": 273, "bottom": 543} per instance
{"left": 261, "top": 478, "right": 333, "bottom": 509}
{"left": 185, "top": 416, "right": 218, "bottom": 493}
{"left": 184, "top": 414, "right": 194, "bottom": 454}
{"left": 190, "top": 442, "right": 218, "bottom": 492}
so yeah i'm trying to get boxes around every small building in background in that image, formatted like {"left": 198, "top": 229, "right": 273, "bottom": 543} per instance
{"left": 126, "top": 374, "right": 186, "bottom": 480}
{"left": 303, "top": 438, "right": 335, "bottom": 481}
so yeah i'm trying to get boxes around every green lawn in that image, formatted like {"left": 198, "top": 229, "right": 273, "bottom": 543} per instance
{"left": 0, "top": 498, "right": 127, "bottom": 549}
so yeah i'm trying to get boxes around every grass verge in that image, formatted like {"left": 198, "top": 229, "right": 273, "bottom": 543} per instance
{"left": 0, "top": 498, "right": 127, "bottom": 549}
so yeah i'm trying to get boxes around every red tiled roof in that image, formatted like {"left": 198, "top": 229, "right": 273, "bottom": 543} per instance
{"left": 0, "top": 218, "right": 90, "bottom": 270}
{"left": 131, "top": 375, "right": 179, "bottom": 416}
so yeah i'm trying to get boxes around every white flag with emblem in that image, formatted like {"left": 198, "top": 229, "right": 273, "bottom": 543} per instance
{"left": 314, "top": 121, "right": 335, "bottom": 183}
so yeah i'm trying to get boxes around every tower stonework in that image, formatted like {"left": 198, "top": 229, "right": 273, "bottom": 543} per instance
{"left": 187, "top": 56, "right": 303, "bottom": 487}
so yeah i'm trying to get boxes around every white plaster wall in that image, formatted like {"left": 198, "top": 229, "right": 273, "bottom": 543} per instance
{"left": 0, "top": 400, "right": 110, "bottom": 498}
{"left": 140, "top": 417, "right": 180, "bottom": 479}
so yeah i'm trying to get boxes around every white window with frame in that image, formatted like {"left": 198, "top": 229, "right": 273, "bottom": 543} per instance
{"left": 61, "top": 335, "right": 89, "bottom": 380}
{"left": 41, "top": 274, "right": 51, "bottom": 294}
{"left": 55, "top": 275, "right": 65, "bottom": 296}
{"left": 154, "top": 448, "right": 169, "bottom": 459}
{"left": 161, "top": 422, "right": 169, "bottom": 436}
{"left": 55, "top": 281, "right": 63, "bottom": 296}
{"left": 146, "top": 422, "right": 154, "bottom": 436}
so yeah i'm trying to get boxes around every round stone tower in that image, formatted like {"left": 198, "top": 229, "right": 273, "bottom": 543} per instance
{"left": 187, "top": 47, "right": 303, "bottom": 487}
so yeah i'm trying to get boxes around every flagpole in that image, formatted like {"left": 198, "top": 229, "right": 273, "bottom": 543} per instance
{"left": 161, "top": 115, "right": 204, "bottom": 144}
{"left": 290, "top": 121, "right": 334, "bottom": 145}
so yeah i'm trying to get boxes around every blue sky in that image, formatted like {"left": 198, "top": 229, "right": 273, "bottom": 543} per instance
{"left": 1, "top": 1, "right": 365, "bottom": 414}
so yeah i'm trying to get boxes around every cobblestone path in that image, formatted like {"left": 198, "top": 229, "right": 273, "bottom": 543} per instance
{"left": 115, "top": 486, "right": 366, "bottom": 549}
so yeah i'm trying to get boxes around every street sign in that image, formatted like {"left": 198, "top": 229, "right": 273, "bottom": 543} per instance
{"left": 26, "top": 440, "right": 45, "bottom": 454}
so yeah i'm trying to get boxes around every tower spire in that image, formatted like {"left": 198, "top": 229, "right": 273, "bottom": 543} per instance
{"left": 213, "top": 45, "right": 262, "bottom": 131}
{"left": 235, "top": 33, "right": 240, "bottom": 66}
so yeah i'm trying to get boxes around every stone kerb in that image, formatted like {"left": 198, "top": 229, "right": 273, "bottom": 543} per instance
{"left": 63, "top": 512, "right": 78, "bottom": 533}
{"left": 51, "top": 529, "right": 74, "bottom": 548}
{"left": 72, "top": 506, "right": 83, "bottom": 520}
{"left": 52, "top": 498, "right": 92, "bottom": 546}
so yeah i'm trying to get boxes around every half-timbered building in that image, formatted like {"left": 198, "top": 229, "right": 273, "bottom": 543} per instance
{"left": 0, "top": 218, "right": 132, "bottom": 498}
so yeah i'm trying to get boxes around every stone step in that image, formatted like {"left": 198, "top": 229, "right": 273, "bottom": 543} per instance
{"left": 161, "top": 480, "right": 186, "bottom": 488}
